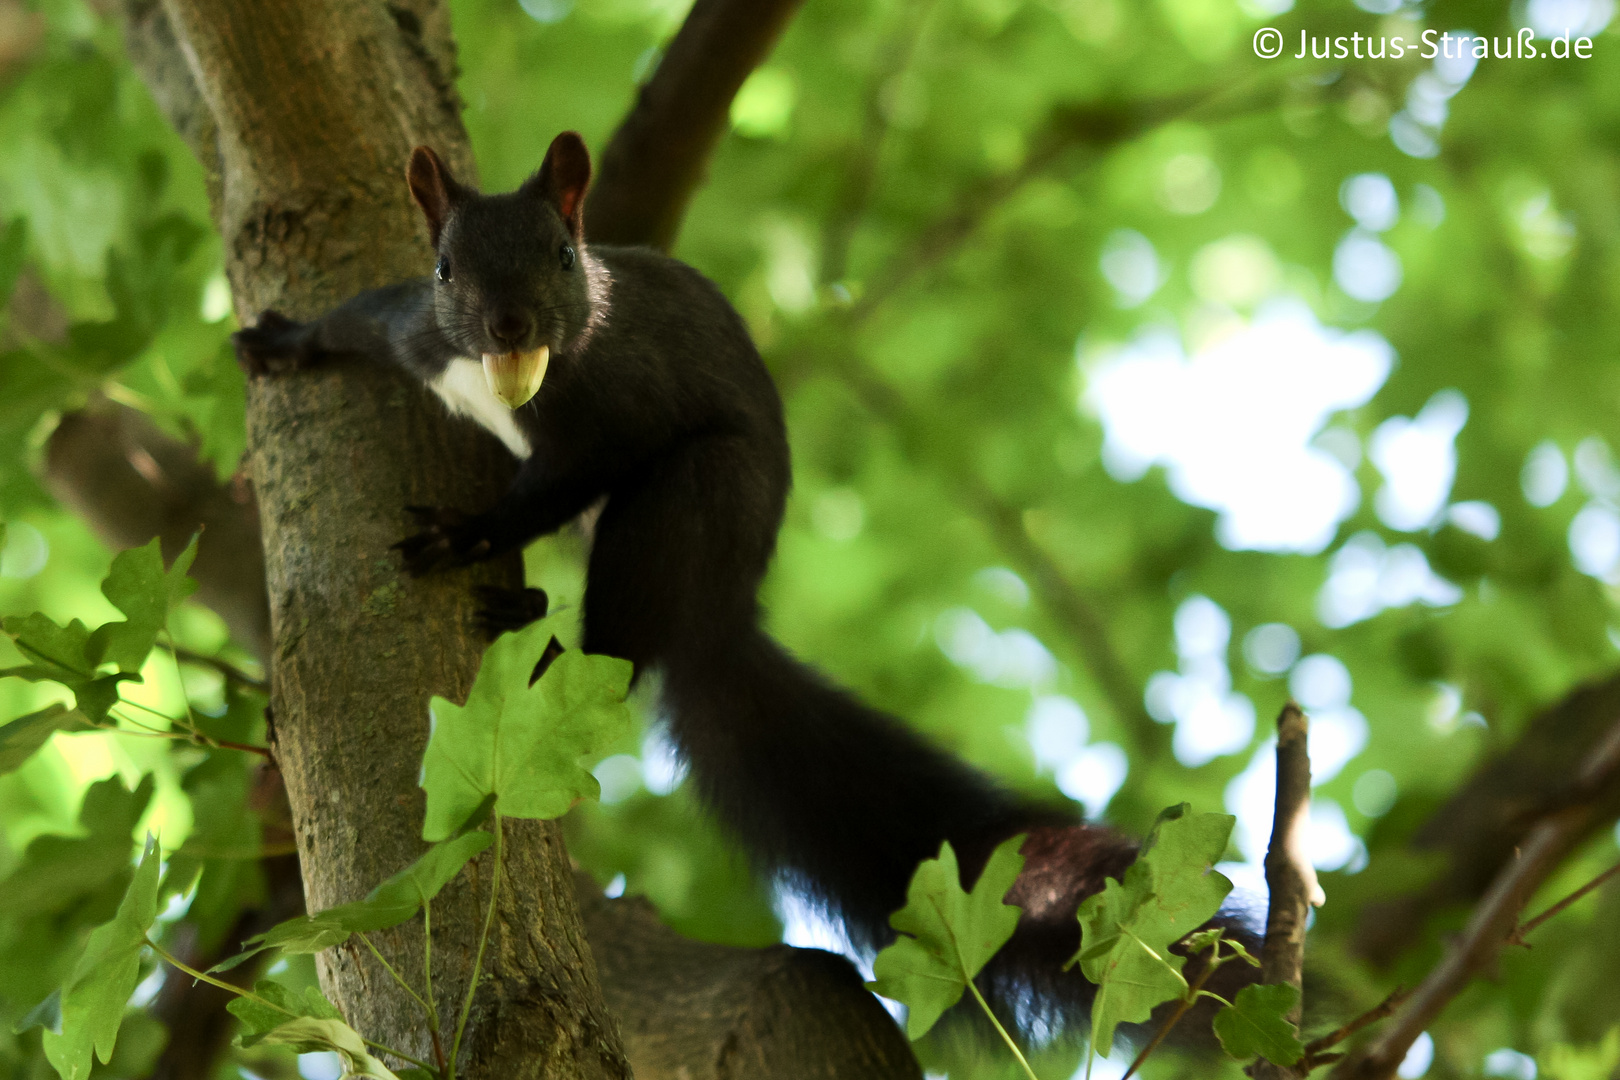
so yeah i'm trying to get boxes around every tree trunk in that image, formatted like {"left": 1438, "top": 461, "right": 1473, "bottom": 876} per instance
{"left": 151, "top": 0, "right": 628, "bottom": 1075}
{"left": 105, "top": 0, "right": 925, "bottom": 1074}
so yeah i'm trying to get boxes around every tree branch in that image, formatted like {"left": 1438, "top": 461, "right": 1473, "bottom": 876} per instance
{"left": 585, "top": 0, "right": 807, "bottom": 251}
{"left": 1250, "top": 703, "right": 1317, "bottom": 1080}
{"left": 575, "top": 873, "right": 921, "bottom": 1080}
{"left": 147, "top": 1, "right": 626, "bottom": 1077}
{"left": 816, "top": 0, "right": 931, "bottom": 285}
{"left": 841, "top": 79, "right": 1281, "bottom": 326}
{"left": 1352, "top": 667, "right": 1620, "bottom": 967}
{"left": 1330, "top": 713, "right": 1620, "bottom": 1080}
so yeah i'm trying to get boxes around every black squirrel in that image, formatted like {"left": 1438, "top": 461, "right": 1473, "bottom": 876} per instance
{"left": 234, "top": 132, "right": 1183, "bottom": 1035}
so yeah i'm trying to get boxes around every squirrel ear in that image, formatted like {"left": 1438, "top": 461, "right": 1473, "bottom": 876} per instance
{"left": 407, "top": 146, "right": 461, "bottom": 247}
{"left": 523, "top": 131, "right": 591, "bottom": 240}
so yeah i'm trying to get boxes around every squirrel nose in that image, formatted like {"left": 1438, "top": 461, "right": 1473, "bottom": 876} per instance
{"left": 487, "top": 312, "right": 531, "bottom": 349}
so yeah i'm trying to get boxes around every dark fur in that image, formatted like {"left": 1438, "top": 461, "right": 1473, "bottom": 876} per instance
{"left": 234, "top": 133, "right": 1248, "bottom": 1041}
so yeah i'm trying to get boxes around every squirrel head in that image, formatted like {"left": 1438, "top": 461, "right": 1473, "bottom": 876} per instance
{"left": 405, "top": 133, "right": 595, "bottom": 407}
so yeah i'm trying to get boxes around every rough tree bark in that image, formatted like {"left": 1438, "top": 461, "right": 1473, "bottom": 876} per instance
{"left": 151, "top": 0, "right": 628, "bottom": 1076}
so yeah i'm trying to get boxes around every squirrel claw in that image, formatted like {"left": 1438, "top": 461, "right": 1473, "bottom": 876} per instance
{"left": 232, "top": 310, "right": 314, "bottom": 377}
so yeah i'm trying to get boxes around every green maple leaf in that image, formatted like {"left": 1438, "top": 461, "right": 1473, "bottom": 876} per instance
{"left": 86, "top": 535, "right": 199, "bottom": 673}
{"left": 254, "top": 1018, "right": 399, "bottom": 1079}
{"left": 0, "top": 704, "right": 93, "bottom": 775}
{"left": 866, "top": 834, "right": 1027, "bottom": 1040}
{"left": 40, "top": 836, "right": 161, "bottom": 1080}
{"left": 1213, "top": 983, "right": 1305, "bottom": 1065}
{"left": 1073, "top": 804, "right": 1234, "bottom": 1057}
{"left": 0, "top": 776, "right": 154, "bottom": 924}
{"left": 420, "top": 618, "right": 634, "bottom": 841}
{"left": 1, "top": 536, "right": 198, "bottom": 742}
{"left": 227, "top": 979, "right": 343, "bottom": 1046}
{"left": 0, "top": 613, "right": 96, "bottom": 684}
{"left": 217, "top": 831, "right": 493, "bottom": 970}
{"left": 228, "top": 981, "right": 397, "bottom": 1079}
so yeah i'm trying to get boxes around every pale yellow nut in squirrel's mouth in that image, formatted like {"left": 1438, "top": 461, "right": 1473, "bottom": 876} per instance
{"left": 482, "top": 345, "right": 550, "bottom": 409}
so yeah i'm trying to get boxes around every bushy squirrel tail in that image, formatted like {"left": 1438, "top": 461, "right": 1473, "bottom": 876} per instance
{"left": 658, "top": 623, "right": 1144, "bottom": 1026}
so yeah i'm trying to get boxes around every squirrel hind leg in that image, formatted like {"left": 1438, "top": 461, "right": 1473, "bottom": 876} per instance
{"left": 232, "top": 310, "right": 316, "bottom": 377}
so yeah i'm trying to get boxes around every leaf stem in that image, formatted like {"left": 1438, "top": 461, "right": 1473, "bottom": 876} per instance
{"left": 106, "top": 707, "right": 272, "bottom": 757}
{"left": 145, "top": 934, "right": 266, "bottom": 1000}
{"left": 424, "top": 898, "right": 446, "bottom": 1071}
{"left": 357, "top": 931, "right": 436, "bottom": 1019}
{"left": 1121, "top": 943, "right": 1227, "bottom": 1080}
{"left": 166, "top": 642, "right": 266, "bottom": 691}
{"left": 144, "top": 934, "right": 438, "bottom": 1073}
{"left": 449, "top": 813, "right": 502, "bottom": 1080}
{"left": 965, "top": 978, "right": 1039, "bottom": 1080}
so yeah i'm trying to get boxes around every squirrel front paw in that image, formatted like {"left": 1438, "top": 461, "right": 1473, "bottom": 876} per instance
{"left": 232, "top": 311, "right": 314, "bottom": 377}
{"left": 392, "top": 505, "right": 495, "bottom": 576}
{"left": 473, "top": 586, "right": 551, "bottom": 640}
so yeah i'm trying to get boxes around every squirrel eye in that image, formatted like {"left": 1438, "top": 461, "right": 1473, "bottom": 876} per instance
{"left": 559, "top": 244, "right": 576, "bottom": 271}
{"left": 435, "top": 256, "right": 452, "bottom": 283}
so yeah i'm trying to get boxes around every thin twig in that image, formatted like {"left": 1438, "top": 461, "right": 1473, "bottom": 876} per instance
{"left": 787, "top": 349, "right": 1167, "bottom": 762}
{"left": 109, "top": 705, "right": 272, "bottom": 758}
{"left": 1121, "top": 946, "right": 1226, "bottom": 1079}
{"left": 1297, "top": 987, "right": 1410, "bottom": 1069}
{"left": 840, "top": 76, "right": 1284, "bottom": 328}
{"left": 1330, "top": 714, "right": 1620, "bottom": 1080}
{"left": 168, "top": 643, "right": 266, "bottom": 691}
{"left": 1509, "top": 860, "right": 1620, "bottom": 945}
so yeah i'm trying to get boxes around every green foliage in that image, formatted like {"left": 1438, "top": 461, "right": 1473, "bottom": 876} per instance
{"left": 421, "top": 618, "right": 634, "bottom": 840}
{"left": 252, "top": 1018, "right": 400, "bottom": 1079}
{"left": 1541, "top": 1028, "right": 1620, "bottom": 1080}
{"left": 867, "top": 834, "right": 1026, "bottom": 1039}
{"left": 0, "top": 218, "right": 27, "bottom": 308}
{"left": 39, "top": 834, "right": 159, "bottom": 1080}
{"left": 1, "top": 0, "right": 1620, "bottom": 1076}
{"left": 226, "top": 979, "right": 343, "bottom": 1046}
{"left": 1072, "top": 804, "right": 1233, "bottom": 1056}
{"left": 87, "top": 534, "right": 198, "bottom": 673}
{"left": 1211, "top": 982, "right": 1304, "bottom": 1066}
{"left": 0, "top": 704, "right": 90, "bottom": 775}
{"left": 227, "top": 981, "right": 402, "bottom": 1079}
{"left": 1, "top": 534, "right": 197, "bottom": 727}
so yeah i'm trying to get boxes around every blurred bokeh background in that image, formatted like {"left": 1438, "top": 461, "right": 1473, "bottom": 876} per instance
{"left": 2, "top": 0, "right": 1620, "bottom": 1076}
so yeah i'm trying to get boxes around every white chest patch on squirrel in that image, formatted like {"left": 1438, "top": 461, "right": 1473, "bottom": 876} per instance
{"left": 429, "top": 358, "right": 533, "bottom": 460}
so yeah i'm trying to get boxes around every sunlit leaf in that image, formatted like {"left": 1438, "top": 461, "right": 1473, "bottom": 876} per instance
{"left": 420, "top": 618, "right": 633, "bottom": 840}
{"left": 1073, "top": 805, "right": 1234, "bottom": 1057}
{"left": 0, "top": 704, "right": 91, "bottom": 775}
{"left": 866, "top": 834, "right": 1026, "bottom": 1039}
{"left": 40, "top": 836, "right": 161, "bottom": 1080}
{"left": 1213, "top": 982, "right": 1305, "bottom": 1066}
{"left": 220, "top": 830, "right": 494, "bottom": 969}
